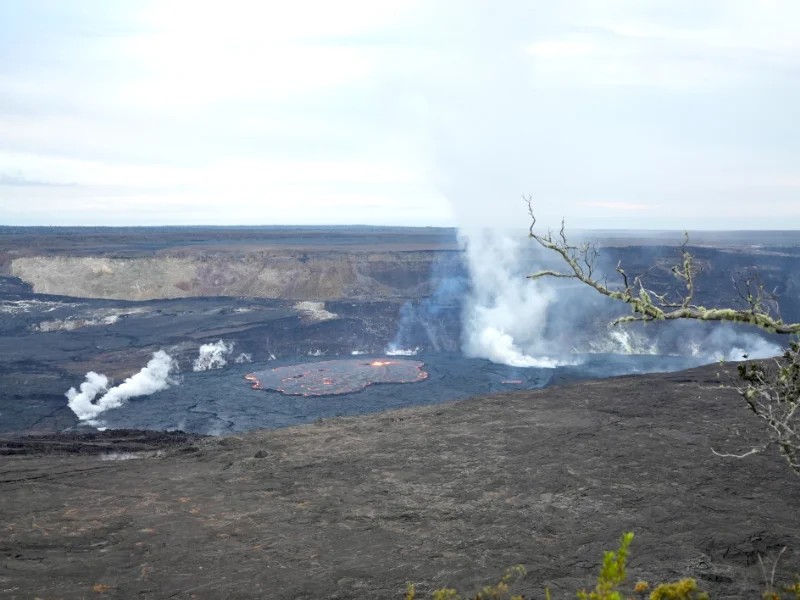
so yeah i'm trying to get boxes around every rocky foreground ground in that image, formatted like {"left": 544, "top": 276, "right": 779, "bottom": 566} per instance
{"left": 2, "top": 364, "right": 800, "bottom": 600}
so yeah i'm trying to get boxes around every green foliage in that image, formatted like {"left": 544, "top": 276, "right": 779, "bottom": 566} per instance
{"left": 406, "top": 533, "right": 800, "bottom": 599}
{"left": 432, "top": 589, "right": 461, "bottom": 600}
{"left": 577, "top": 532, "right": 634, "bottom": 600}
{"left": 526, "top": 203, "right": 800, "bottom": 474}
{"left": 733, "top": 339, "right": 800, "bottom": 473}
{"left": 776, "top": 577, "right": 800, "bottom": 600}
{"left": 648, "top": 579, "right": 709, "bottom": 600}
{"left": 738, "top": 340, "right": 800, "bottom": 390}
{"left": 408, "top": 582, "right": 417, "bottom": 600}
{"left": 408, "top": 566, "right": 527, "bottom": 600}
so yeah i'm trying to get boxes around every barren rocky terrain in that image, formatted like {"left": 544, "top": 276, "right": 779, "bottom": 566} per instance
{"left": 3, "top": 364, "right": 800, "bottom": 599}
{"left": 2, "top": 226, "right": 799, "bottom": 599}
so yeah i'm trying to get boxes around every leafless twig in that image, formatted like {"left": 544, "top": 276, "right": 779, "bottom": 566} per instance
{"left": 526, "top": 197, "right": 800, "bottom": 475}
{"left": 525, "top": 196, "right": 800, "bottom": 335}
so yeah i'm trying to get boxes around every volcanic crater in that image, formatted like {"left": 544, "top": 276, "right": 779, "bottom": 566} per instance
{"left": 1, "top": 226, "right": 800, "bottom": 598}
{"left": 245, "top": 358, "right": 428, "bottom": 396}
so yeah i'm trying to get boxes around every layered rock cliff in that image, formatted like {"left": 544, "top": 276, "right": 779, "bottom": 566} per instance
{"left": 10, "top": 251, "right": 452, "bottom": 301}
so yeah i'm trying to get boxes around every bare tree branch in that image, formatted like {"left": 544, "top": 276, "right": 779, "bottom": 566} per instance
{"left": 759, "top": 545, "right": 788, "bottom": 598}
{"left": 525, "top": 197, "right": 800, "bottom": 475}
{"left": 524, "top": 196, "right": 800, "bottom": 335}
{"left": 710, "top": 446, "right": 767, "bottom": 459}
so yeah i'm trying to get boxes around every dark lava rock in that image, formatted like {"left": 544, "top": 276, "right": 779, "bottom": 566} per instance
{"left": 1, "top": 364, "right": 799, "bottom": 599}
{"left": 0, "top": 429, "right": 202, "bottom": 456}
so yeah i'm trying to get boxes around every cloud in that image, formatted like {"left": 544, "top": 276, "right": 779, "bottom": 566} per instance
{"left": 0, "top": 0, "right": 798, "bottom": 227}
{"left": 402, "top": 0, "right": 800, "bottom": 230}
{"left": 0, "top": 171, "right": 77, "bottom": 187}
{"left": 579, "top": 202, "right": 654, "bottom": 212}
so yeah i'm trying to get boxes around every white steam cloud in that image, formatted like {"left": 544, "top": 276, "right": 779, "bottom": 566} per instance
{"left": 455, "top": 229, "right": 782, "bottom": 368}
{"left": 584, "top": 329, "right": 660, "bottom": 356}
{"left": 413, "top": 4, "right": 730, "bottom": 369}
{"left": 459, "top": 229, "right": 567, "bottom": 368}
{"left": 410, "top": 10, "right": 587, "bottom": 369}
{"left": 193, "top": 340, "right": 234, "bottom": 371}
{"left": 66, "top": 350, "right": 176, "bottom": 424}
{"left": 406, "top": 4, "right": 787, "bottom": 370}
{"left": 386, "top": 347, "right": 421, "bottom": 356}
{"left": 697, "top": 328, "right": 782, "bottom": 362}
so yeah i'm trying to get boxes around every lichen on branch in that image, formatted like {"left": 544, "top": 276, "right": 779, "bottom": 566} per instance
{"left": 524, "top": 196, "right": 800, "bottom": 335}
{"left": 525, "top": 196, "right": 800, "bottom": 475}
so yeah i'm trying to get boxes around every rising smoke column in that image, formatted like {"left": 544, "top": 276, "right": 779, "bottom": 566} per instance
{"left": 399, "top": 4, "right": 598, "bottom": 367}
{"left": 193, "top": 340, "right": 234, "bottom": 371}
{"left": 66, "top": 350, "right": 176, "bottom": 424}
{"left": 386, "top": 256, "right": 467, "bottom": 354}
{"left": 395, "top": 4, "right": 785, "bottom": 366}
{"left": 65, "top": 372, "right": 110, "bottom": 421}
{"left": 694, "top": 325, "right": 782, "bottom": 362}
{"left": 459, "top": 228, "right": 565, "bottom": 367}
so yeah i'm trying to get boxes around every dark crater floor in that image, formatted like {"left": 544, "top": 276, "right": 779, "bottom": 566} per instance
{"left": 2, "top": 364, "right": 799, "bottom": 599}
{"left": 0, "top": 281, "right": 708, "bottom": 436}
{"left": 1, "top": 244, "right": 799, "bottom": 597}
{"left": 0, "top": 429, "right": 203, "bottom": 457}
{"left": 64, "top": 353, "right": 708, "bottom": 435}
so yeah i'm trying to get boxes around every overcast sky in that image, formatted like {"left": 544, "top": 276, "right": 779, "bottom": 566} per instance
{"left": 1, "top": 1, "right": 798, "bottom": 229}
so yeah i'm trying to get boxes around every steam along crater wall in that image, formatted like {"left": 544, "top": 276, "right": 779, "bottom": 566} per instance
{"left": 4, "top": 226, "right": 799, "bottom": 320}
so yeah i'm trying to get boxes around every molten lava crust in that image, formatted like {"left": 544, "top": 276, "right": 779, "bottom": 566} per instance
{"left": 245, "top": 359, "right": 428, "bottom": 396}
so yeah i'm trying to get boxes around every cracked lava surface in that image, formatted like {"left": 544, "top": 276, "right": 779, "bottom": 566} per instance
{"left": 245, "top": 359, "right": 428, "bottom": 396}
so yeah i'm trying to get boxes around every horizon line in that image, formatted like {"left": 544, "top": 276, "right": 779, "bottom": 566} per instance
{"left": 1, "top": 224, "right": 799, "bottom": 234}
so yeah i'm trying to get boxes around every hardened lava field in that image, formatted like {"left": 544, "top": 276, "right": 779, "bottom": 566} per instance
{"left": 245, "top": 359, "right": 428, "bottom": 396}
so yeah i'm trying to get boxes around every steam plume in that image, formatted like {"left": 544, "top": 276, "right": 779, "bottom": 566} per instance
{"left": 65, "top": 372, "right": 109, "bottom": 421}
{"left": 193, "top": 340, "right": 234, "bottom": 371}
{"left": 371, "top": 3, "right": 787, "bottom": 368}
{"left": 66, "top": 350, "right": 176, "bottom": 424}
{"left": 387, "top": 257, "right": 466, "bottom": 354}
{"left": 455, "top": 230, "right": 782, "bottom": 367}
{"left": 696, "top": 326, "right": 782, "bottom": 362}
{"left": 459, "top": 228, "right": 566, "bottom": 367}
{"left": 408, "top": 5, "right": 592, "bottom": 368}
{"left": 386, "top": 347, "right": 421, "bottom": 356}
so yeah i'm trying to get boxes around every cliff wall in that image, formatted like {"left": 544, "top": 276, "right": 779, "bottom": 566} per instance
{"left": 10, "top": 251, "right": 451, "bottom": 301}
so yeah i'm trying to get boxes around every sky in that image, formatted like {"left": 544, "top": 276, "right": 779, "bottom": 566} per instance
{"left": 1, "top": 0, "right": 799, "bottom": 229}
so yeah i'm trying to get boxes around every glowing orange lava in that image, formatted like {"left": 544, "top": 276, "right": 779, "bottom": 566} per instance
{"left": 370, "top": 360, "right": 393, "bottom": 367}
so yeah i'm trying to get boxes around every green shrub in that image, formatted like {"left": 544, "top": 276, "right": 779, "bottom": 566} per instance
{"left": 406, "top": 532, "right": 800, "bottom": 599}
